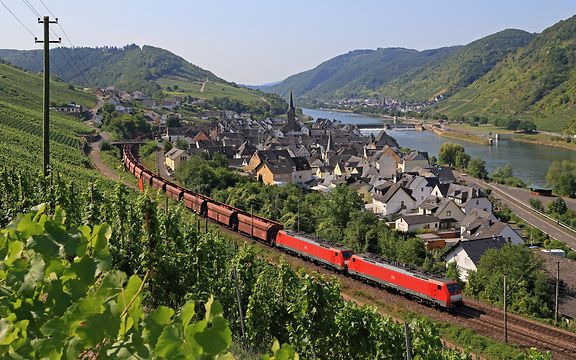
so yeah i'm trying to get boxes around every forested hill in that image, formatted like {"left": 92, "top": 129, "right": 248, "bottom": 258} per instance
{"left": 434, "top": 15, "right": 576, "bottom": 132}
{"left": 265, "top": 46, "right": 460, "bottom": 102}
{"left": 379, "top": 29, "right": 535, "bottom": 101}
{"left": 0, "top": 44, "right": 225, "bottom": 95}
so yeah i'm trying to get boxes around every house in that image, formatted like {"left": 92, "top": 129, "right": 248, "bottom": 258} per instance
{"left": 418, "top": 197, "right": 465, "bottom": 230}
{"left": 371, "top": 182, "right": 416, "bottom": 217}
{"left": 463, "top": 220, "right": 524, "bottom": 245}
{"left": 315, "top": 166, "right": 334, "bottom": 179}
{"left": 164, "top": 148, "right": 190, "bottom": 172}
{"left": 395, "top": 214, "right": 440, "bottom": 233}
{"left": 252, "top": 149, "right": 312, "bottom": 185}
{"left": 444, "top": 237, "right": 508, "bottom": 281}
{"left": 51, "top": 102, "right": 83, "bottom": 116}
{"left": 399, "top": 151, "right": 429, "bottom": 172}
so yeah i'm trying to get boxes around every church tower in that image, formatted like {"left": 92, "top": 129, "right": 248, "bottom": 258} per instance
{"left": 282, "top": 90, "right": 299, "bottom": 134}
{"left": 287, "top": 91, "right": 296, "bottom": 121}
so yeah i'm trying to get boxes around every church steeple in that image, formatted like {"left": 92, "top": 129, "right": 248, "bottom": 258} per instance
{"left": 289, "top": 91, "right": 295, "bottom": 112}
{"left": 282, "top": 90, "right": 298, "bottom": 134}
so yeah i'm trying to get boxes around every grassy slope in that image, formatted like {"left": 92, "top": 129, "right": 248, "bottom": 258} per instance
{"left": 157, "top": 78, "right": 267, "bottom": 103}
{"left": 380, "top": 29, "right": 534, "bottom": 101}
{"left": 0, "top": 63, "right": 98, "bottom": 178}
{"left": 434, "top": 16, "right": 576, "bottom": 132}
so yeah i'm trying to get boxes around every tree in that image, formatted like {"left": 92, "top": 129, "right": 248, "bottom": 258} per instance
{"left": 466, "top": 244, "right": 551, "bottom": 318}
{"left": 546, "top": 160, "right": 576, "bottom": 197}
{"left": 175, "top": 138, "right": 188, "bottom": 150}
{"left": 467, "top": 157, "right": 488, "bottom": 179}
{"left": 547, "top": 197, "right": 567, "bottom": 215}
{"left": 529, "top": 198, "right": 544, "bottom": 211}
{"left": 438, "top": 143, "right": 468, "bottom": 168}
{"left": 167, "top": 114, "right": 181, "bottom": 127}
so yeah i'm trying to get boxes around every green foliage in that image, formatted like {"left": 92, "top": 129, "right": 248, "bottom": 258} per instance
{"left": 175, "top": 154, "right": 247, "bottom": 196}
{"left": 466, "top": 244, "right": 552, "bottom": 318}
{"left": 466, "top": 157, "right": 488, "bottom": 179}
{"left": 438, "top": 143, "right": 469, "bottom": 168}
{"left": 176, "top": 138, "right": 189, "bottom": 150}
{"left": 0, "top": 206, "right": 233, "bottom": 359}
{"left": 103, "top": 114, "right": 151, "bottom": 140}
{"left": 435, "top": 16, "right": 576, "bottom": 132}
{"left": 0, "top": 64, "right": 99, "bottom": 179}
{"left": 546, "top": 160, "right": 576, "bottom": 197}
{"left": 529, "top": 198, "right": 544, "bottom": 211}
{"left": 490, "top": 164, "right": 526, "bottom": 187}
{"left": 547, "top": 197, "right": 568, "bottom": 215}
{"left": 0, "top": 45, "right": 223, "bottom": 95}
{"left": 268, "top": 47, "right": 458, "bottom": 102}
{"left": 140, "top": 140, "right": 158, "bottom": 157}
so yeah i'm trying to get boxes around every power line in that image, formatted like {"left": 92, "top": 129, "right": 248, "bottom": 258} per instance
{"left": 21, "top": 0, "right": 40, "bottom": 18}
{"left": 34, "top": 0, "right": 98, "bottom": 85}
{"left": 0, "top": 0, "right": 37, "bottom": 38}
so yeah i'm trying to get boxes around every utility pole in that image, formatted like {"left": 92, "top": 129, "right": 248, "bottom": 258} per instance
{"left": 35, "top": 16, "right": 61, "bottom": 177}
{"left": 297, "top": 197, "right": 300, "bottom": 232}
{"left": 503, "top": 275, "right": 508, "bottom": 343}
{"left": 555, "top": 260, "right": 560, "bottom": 325}
{"left": 404, "top": 322, "right": 412, "bottom": 360}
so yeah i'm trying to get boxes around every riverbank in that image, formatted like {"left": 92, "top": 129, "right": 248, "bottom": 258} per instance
{"left": 513, "top": 134, "right": 576, "bottom": 151}
{"left": 425, "top": 124, "right": 491, "bottom": 145}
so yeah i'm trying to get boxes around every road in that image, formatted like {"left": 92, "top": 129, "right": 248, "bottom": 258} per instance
{"left": 88, "top": 131, "right": 120, "bottom": 181}
{"left": 457, "top": 174, "right": 576, "bottom": 250}
{"left": 155, "top": 144, "right": 172, "bottom": 180}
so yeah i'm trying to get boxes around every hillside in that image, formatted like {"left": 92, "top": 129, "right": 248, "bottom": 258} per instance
{"left": 0, "top": 44, "right": 224, "bottom": 95}
{"left": 379, "top": 29, "right": 534, "bottom": 101}
{"left": 434, "top": 16, "right": 576, "bottom": 131}
{"left": 266, "top": 46, "right": 460, "bottom": 102}
{"left": 0, "top": 62, "right": 98, "bottom": 177}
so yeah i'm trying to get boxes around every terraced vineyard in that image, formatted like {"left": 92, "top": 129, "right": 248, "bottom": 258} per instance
{"left": 0, "top": 63, "right": 98, "bottom": 179}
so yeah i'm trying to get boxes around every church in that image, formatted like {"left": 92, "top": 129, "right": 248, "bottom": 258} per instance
{"left": 280, "top": 91, "right": 309, "bottom": 137}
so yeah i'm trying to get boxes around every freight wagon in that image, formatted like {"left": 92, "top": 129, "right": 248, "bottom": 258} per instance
{"left": 237, "top": 213, "right": 283, "bottom": 244}
{"left": 348, "top": 254, "right": 462, "bottom": 307}
{"left": 207, "top": 202, "right": 239, "bottom": 230}
{"left": 275, "top": 230, "right": 353, "bottom": 271}
{"left": 183, "top": 192, "right": 209, "bottom": 217}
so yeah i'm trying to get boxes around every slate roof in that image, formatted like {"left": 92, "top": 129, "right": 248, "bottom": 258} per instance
{"left": 451, "top": 237, "right": 507, "bottom": 264}
{"left": 400, "top": 214, "right": 440, "bottom": 225}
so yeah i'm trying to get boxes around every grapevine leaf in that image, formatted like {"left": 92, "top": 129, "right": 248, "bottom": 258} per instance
{"left": 20, "top": 254, "right": 44, "bottom": 295}
{"left": 118, "top": 275, "right": 144, "bottom": 329}
{"left": 27, "top": 234, "right": 59, "bottom": 259}
{"left": 6, "top": 240, "right": 24, "bottom": 266}
{"left": 75, "top": 302, "right": 120, "bottom": 348}
{"left": 193, "top": 317, "right": 232, "bottom": 356}
{"left": 95, "top": 270, "right": 126, "bottom": 301}
{"left": 142, "top": 306, "right": 174, "bottom": 349}
{"left": 178, "top": 300, "right": 195, "bottom": 330}
{"left": 16, "top": 213, "right": 43, "bottom": 238}
{"left": 154, "top": 324, "right": 184, "bottom": 359}
{"left": 91, "top": 224, "right": 111, "bottom": 252}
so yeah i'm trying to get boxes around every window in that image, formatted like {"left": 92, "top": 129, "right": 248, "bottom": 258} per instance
{"left": 476, "top": 200, "right": 479, "bottom": 205}
{"left": 437, "top": 285, "right": 442, "bottom": 290}
{"left": 446, "top": 211, "right": 451, "bottom": 216}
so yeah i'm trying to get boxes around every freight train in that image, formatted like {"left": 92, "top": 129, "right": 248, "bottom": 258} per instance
{"left": 122, "top": 144, "right": 462, "bottom": 308}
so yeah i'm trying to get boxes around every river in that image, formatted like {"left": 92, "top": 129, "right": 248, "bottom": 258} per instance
{"left": 303, "top": 108, "right": 576, "bottom": 187}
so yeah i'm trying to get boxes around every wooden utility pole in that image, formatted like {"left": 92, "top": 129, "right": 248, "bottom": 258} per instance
{"left": 503, "top": 275, "right": 508, "bottom": 343}
{"left": 555, "top": 260, "right": 560, "bottom": 325}
{"left": 404, "top": 322, "right": 412, "bottom": 360}
{"left": 35, "top": 16, "right": 60, "bottom": 177}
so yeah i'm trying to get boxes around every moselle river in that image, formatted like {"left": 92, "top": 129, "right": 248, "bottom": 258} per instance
{"left": 303, "top": 108, "right": 576, "bottom": 187}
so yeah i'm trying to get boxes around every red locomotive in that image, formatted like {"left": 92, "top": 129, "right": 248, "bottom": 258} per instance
{"left": 275, "top": 230, "right": 353, "bottom": 271}
{"left": 348, "top": 254, "right": 462, "bottom": 307}
{"left": 121, "top": 144, "right": 463, "bottom": 309}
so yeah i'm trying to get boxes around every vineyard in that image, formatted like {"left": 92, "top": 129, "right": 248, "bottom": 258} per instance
{"left": 0, "top": 167, "right": 553, "bottom": 359}
{"left": 0, "top": 64, "right": 98, "bottom": 179}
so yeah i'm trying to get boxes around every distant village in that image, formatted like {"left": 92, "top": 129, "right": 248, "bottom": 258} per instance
{"left": 87, "top": 87, "right": 532, "bottom": 284}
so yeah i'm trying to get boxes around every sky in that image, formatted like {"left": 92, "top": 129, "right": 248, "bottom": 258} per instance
{"left": 1, "top": 0, "right": 575, "bottom": 85}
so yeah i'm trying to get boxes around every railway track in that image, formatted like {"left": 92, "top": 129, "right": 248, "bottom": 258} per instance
{"left": 123, "top": 144, "right": 576, "bottom": 359}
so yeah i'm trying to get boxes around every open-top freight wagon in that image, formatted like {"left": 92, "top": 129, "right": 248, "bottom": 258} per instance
{"left": 237, "top": 213, "right": 283, "bottom": 244}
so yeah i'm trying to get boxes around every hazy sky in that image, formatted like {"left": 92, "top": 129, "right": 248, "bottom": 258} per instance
{"left": 1, "top": 0, "right": 575, "bottom": 84}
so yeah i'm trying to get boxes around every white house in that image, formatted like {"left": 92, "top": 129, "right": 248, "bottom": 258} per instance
{"left": 398, "top": 151, "right": 429, "bottom": 172}
{"left": 444, "top": 237, "right": 508, "bottom": 281}
{"left": 371, "top": 183, "right": 416, "bottom": 216}
{"left": 464, "top": 220, "right": 524, "bottom": 245}
{"left": 395, "top": 214, "right": 440, "bottom": 233}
